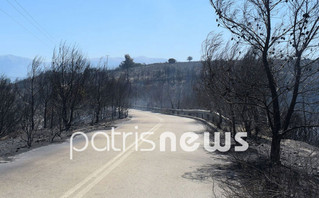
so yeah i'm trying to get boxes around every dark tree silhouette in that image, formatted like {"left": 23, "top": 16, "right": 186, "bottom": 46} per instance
{"left": 0, "top": 77, "right": 17, "bottom": 138}
{"left": 119, "top": 54, "right": 135, "bottom": 69}
{"left": 209, "top": 0, "right": 319, "bottom": 164}
{"left": 51, "top": 43, "right": 89, "bottom": 133}
{"left": 168, "top": 58, "right": 176, "bottom": 64}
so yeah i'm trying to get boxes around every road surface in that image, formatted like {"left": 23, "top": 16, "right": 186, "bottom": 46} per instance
{"left": 0, "top": 110, "right": 224, "bottom": 198}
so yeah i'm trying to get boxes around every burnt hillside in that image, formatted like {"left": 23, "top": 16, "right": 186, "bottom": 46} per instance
{"left": 111, "top": 61, "right": 202, "bottom": 109}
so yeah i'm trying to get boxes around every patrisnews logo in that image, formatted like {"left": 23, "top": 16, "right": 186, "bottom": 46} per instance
{"left": 70, "top": 127, "right": 249, "bottom": 160}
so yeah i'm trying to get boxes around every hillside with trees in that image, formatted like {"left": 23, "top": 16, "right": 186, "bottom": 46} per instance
{"left": 113, "top": 61, "right": 202, "bottom": 109}
{"left": 0, "top": 43, "right": 131, "bottom": 152}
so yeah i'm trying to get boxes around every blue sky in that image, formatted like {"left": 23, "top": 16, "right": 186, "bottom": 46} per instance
{"left": 0, "top": 0, "right": 219, "bottom": 61}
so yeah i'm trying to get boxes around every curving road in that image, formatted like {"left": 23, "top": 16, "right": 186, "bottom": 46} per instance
{"left": 0, "top": 110, "right": 224, "bottom": 198}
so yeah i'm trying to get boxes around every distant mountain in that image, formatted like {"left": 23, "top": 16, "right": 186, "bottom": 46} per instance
{"left": 0, "top": 55, "right": 32, "bottom": 80}
{"left": 0, "top": 55, "right": 168, "bottom": 80}
{"left": 133, "top": 56, "right": 167, "bottom": 65}
{"left": 90, "top": 56, "right": 167, "bottom": 68}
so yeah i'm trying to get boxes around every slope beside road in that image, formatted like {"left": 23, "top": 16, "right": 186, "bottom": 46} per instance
{"left": 0, "top": 109, "right": 226, "bottom": 198}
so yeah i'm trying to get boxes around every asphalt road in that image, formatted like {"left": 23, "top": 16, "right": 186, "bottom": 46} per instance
{"left": 0, "top": 110, "right": 224, "bottom": 198}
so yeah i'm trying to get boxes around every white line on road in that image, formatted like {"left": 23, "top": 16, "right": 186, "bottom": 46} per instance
{"left": 60, "top": 118, "right": 162, "bottom": 198}
{"left": 74, "top": 123, "right": 162, "bottom": 198}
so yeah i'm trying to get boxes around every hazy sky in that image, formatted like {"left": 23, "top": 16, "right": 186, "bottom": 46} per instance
{"left": 0, "top": 0, "right": 219, "bottom": 61}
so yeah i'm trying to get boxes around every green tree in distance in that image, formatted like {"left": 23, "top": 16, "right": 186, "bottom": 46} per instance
{"left": 168, "top": 58, "right": 176, "bottom": 64}
{"left": 119, "top": 54, "right": 135, "bottom": 69}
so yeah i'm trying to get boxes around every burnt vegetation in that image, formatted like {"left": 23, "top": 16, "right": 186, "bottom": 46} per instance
{"left": 197, "top": 0, "right": 319, "bottom": 197}
{"left": 0, "top": 43, "right": 130, "bottom": 148}
{"left": 0, "top": 0, "right": 319, "bottom": 196}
